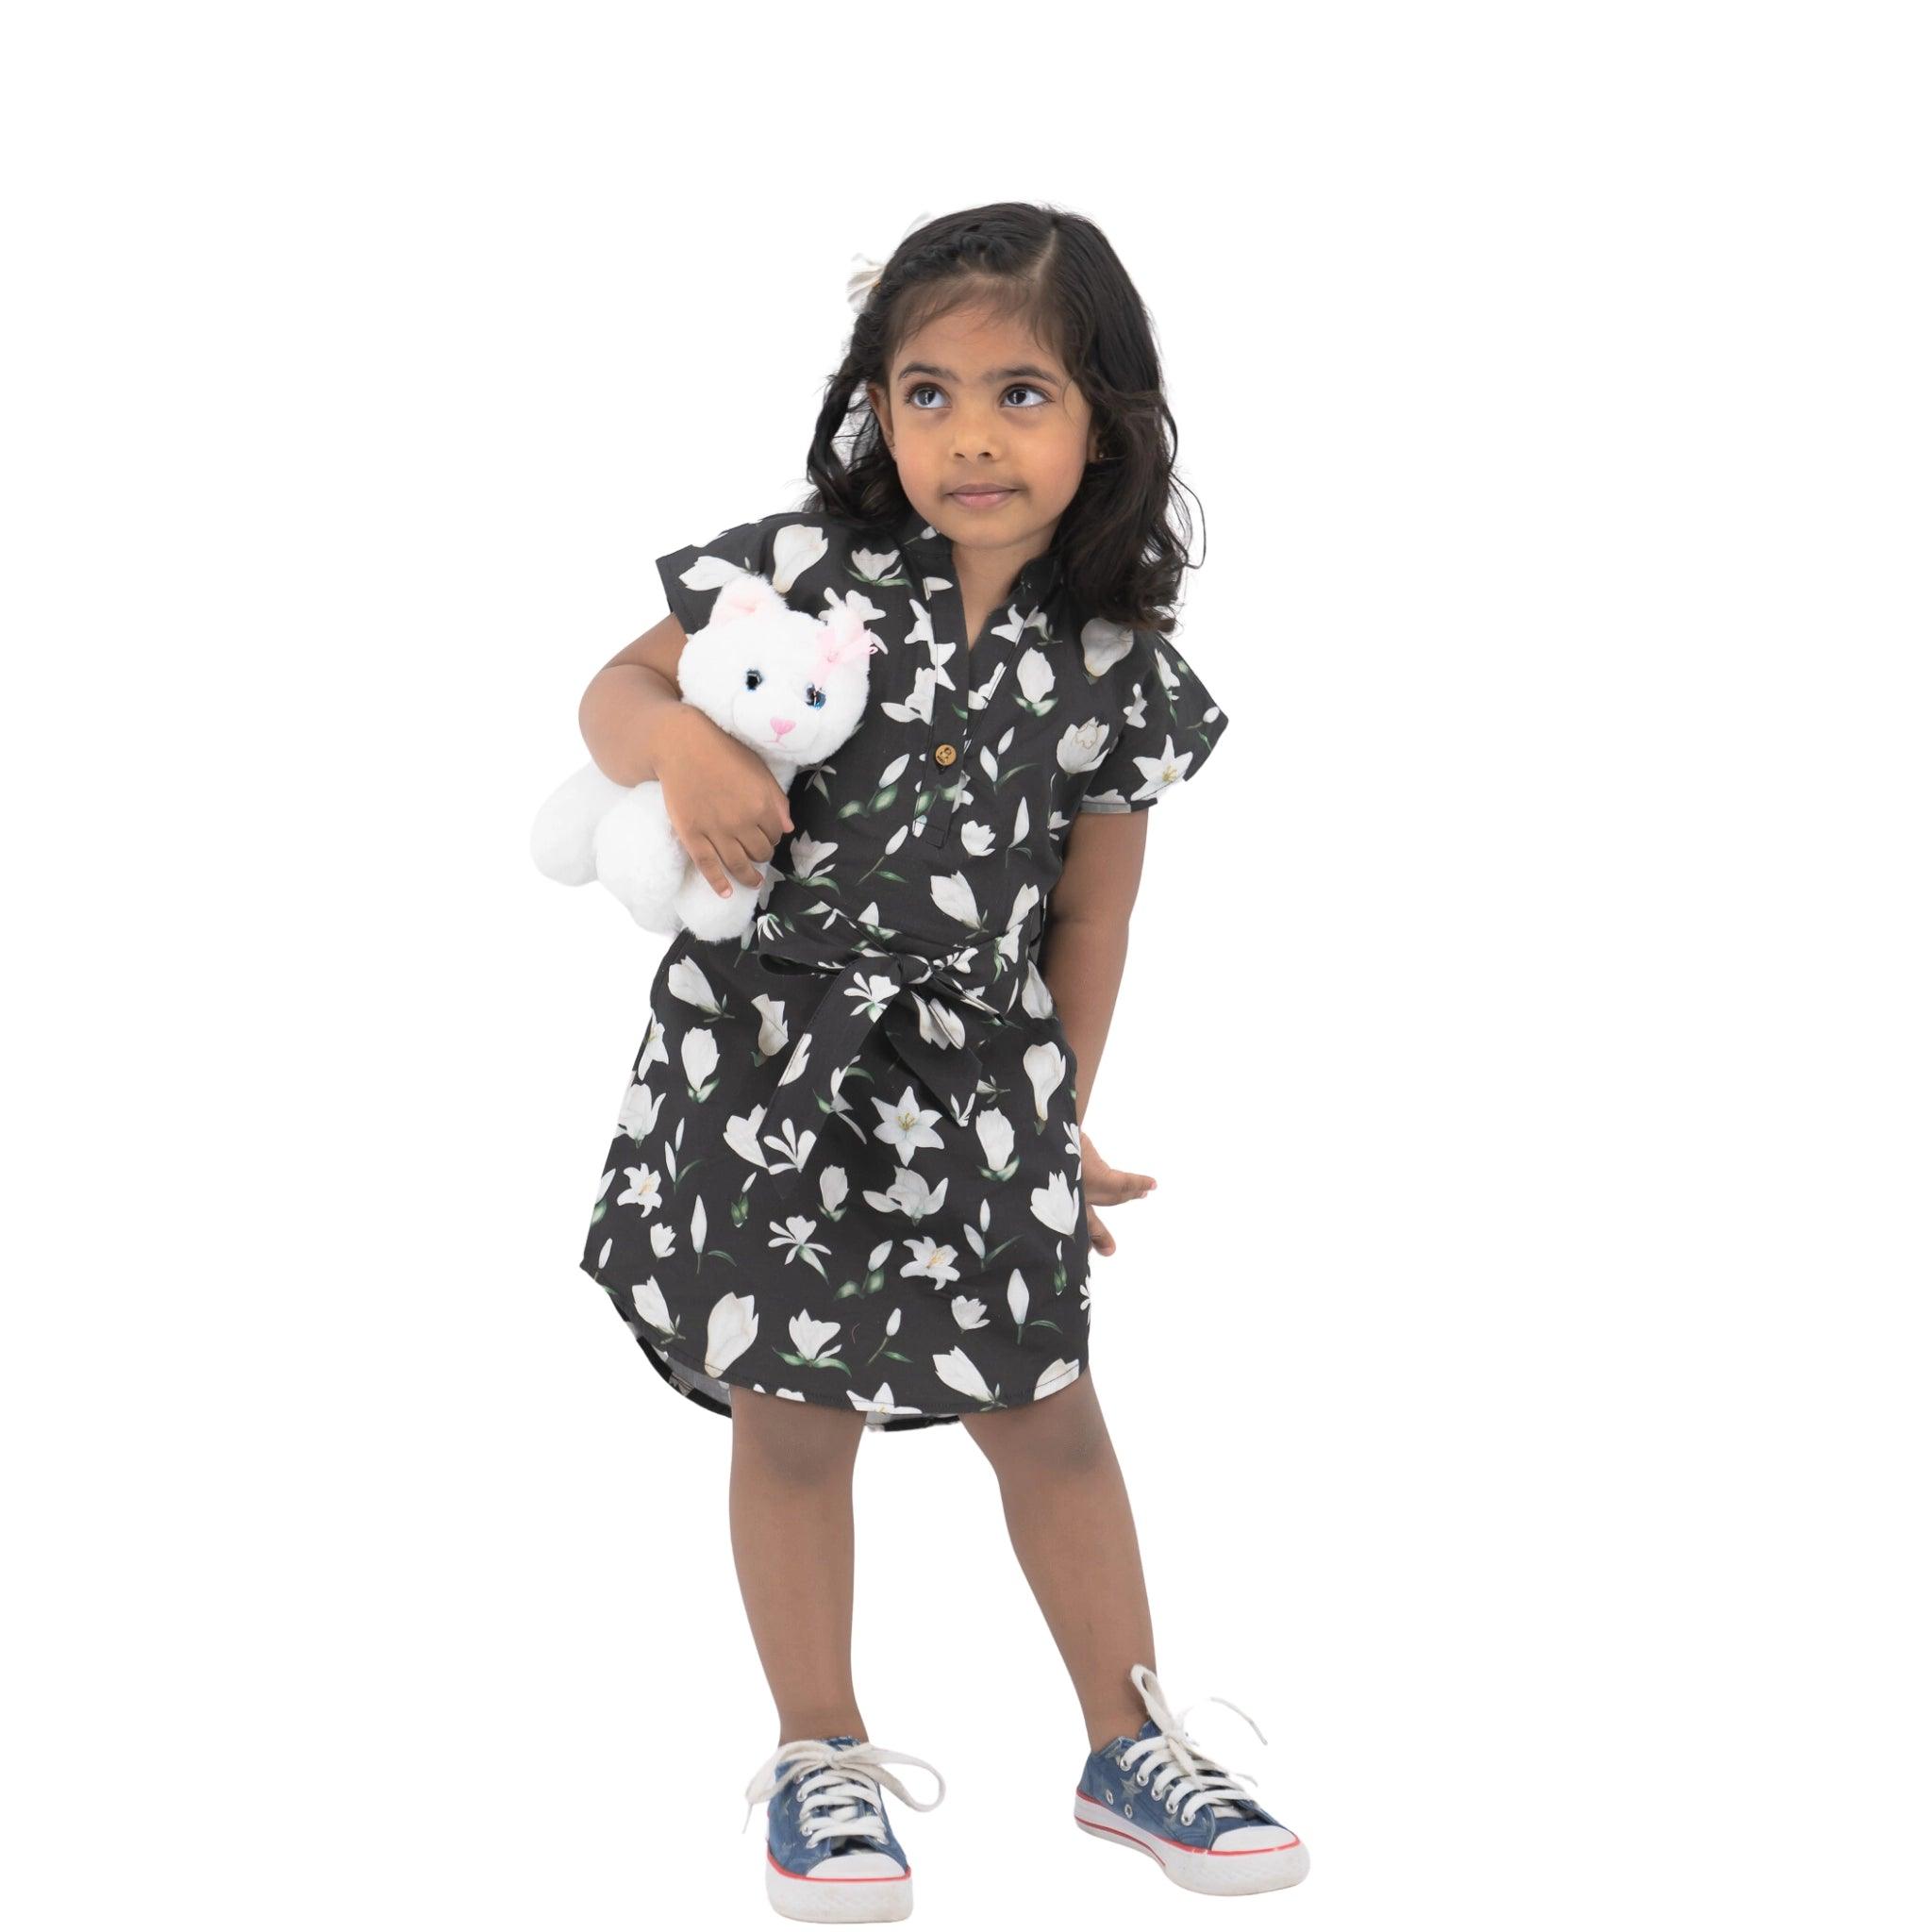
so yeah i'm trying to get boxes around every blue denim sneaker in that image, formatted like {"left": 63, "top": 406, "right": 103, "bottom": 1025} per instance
{"left": 1074, "top": 1664, "right": 1309, "bottom": 1895}
{"left": 741, "top": 1732, "right": 946, "bottom": 1923}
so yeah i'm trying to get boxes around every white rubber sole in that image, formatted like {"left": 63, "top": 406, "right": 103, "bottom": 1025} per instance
{"left": 765, "top": 1847, "right": 914, "bottom": 1923}
{"left": 1073, "top": 1790, "right": 1310, "bottom": 1895}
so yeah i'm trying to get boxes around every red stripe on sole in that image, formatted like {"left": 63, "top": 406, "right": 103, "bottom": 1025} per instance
{"left": 1073, "top": 1789, "right": 1299, "bottom": 1857}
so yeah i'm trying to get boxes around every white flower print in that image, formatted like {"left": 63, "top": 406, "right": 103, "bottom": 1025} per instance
{"left": 787, "top": 834, "right": 838, "bottom": 883}
{"left": 845, "top": 972, "right": 907, "bottom": 1024}
{"left": 777, "top": 1031, "right": 814, "bottom": 1088}
{"left": 969, "top": 658, "right": 1009, "bottom": 715}
{"left": 929, "top": 872, "right": 981, "bottom": 929}
{"left": 691, "top": 1193, "right": 708, "bottom": 1255}
{"left": 770, "top": 522, "right": 828, "bottom": 594}
{"left": 724, "top": 1104, "right": 774, "bottom": 1171}
{"left": 681, "top": 1027, "right": 720, "bottom": 1097}
{"left": 1079, "top": 616, "right": 1136, "bottom": 677}
{"left": 1035, "top": 1358, "right": 1080, "bottom": 1399}
{"left": 750, "top": 993, "right": 791, "bottom": 1058}
{"left": 932, "top": 1346, "right": 994, "bottom": 1403}
{"left": 1120, "top": 677, "right": 1151, "bottom": 729}
{"left": 632, "top": 1278, "right": 673, "bottom": 1332}
{"left": 635, "top": 1015, "right": 670, "bottom": 1076}
{"left": 850, "top": 544, "right": 902, "bottom": 583}
{"left": 666, "top": 957, "right": 723, "bottom": 1014}
{"left": 974, "top": 1108, "right": 1016, "bottom": 1173}
{"left": 848, "top": 1382, "right": 921, "bottom": 1417}
{"left": 619, "top": 1165, "right": 663, "bottom": 1214}
{"left": 704, "top": 1291, "right": 758, "bottom": 1376}
{"left": 899, "top": 1235, "right": 962, "bottom": 1289}
{"left": 1010, "top": 795, "right": 1030, "bottom": 849}
{"left": 1057, "top": 717, "right": 1110, "bottom": 776}
{"left": 597, "top": 1237, "right": 612, "bottom": 1270}
{"left": 1007, "top": 1268, "right": 1029, "bottom": 1329}
{"left": 1030, "top": 1170, "right": 1079, "bottom": 1237}
{"left": 594, "top": 1169, "right": 616, "bottom": 1207}
{"left": 768, "top": 1215, "right": 832, "bottom": 1274}
{"left": 1024, "top": 1041, "right": 1068, "bottom": 1123}
{"left": 861, "top": 1168, "right": 950, "bottom": 1220}
{"left": 882, "top": 663, "right": 940, "bottom": 724}
{"left": 886, "top": 1307, "right": 903, "bottom": 1336}
{"left": 1019, "top": 960, "right": 1056, "bottom": 1020}
{"left": 1126, "top": 733, "right": 1194, "bottom": 803}
{"left": 1016, "top": 646, "right": 1056, "bottom": 707}
{"left": 616, "top": 1079, "right": 662, "bottom": 1141}
{"left": 649, "top": 1221, "right": 677, "bottom": 1258}
{"left": 786, "top": 1310, "right": 843, "bottom": 1366}
{"left": 761, "top": 1117, "right": 817, "bottom": 1177}
{"left": 1005, "top": 882, "right": 1041, "bottom": 941}
{"left": 873, "top": 1085, "right": 945, "bottom": 1165}
{"left": 951, "top": 1296, "right": 990, "bottom": 1331}
{"left": 958, "top": 820, "right": 996, "bottom": 858}
{"left": 819, "top": 1165, "right": 849, "bottom": 1213}
{"left": 911, "top": 991, "right": 967, "bottom": 1053}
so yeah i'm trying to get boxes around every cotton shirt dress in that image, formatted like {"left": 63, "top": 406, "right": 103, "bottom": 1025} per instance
{"left": 579, "top": 502, "right": 1229, "bottom": 1431}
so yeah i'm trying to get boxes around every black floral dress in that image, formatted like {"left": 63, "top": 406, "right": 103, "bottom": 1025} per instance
{"left": 578, "top": 503, "right": 1229, "bottom": 1431}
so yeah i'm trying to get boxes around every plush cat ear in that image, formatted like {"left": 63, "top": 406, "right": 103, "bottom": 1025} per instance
{"left": 706, "top": 572, "right": 786, "bottom": 628}
{"left": 815, "top": 600, "right": 885, "bottom": 669}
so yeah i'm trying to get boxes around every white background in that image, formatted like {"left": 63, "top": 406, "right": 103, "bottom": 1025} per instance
{"left": 7, "top": 4, "right": 1926, "bottom": 1927}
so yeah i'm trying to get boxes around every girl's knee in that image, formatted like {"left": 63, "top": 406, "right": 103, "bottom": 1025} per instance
{"left": 962, "top": 1375, "right": 1112, "bottom": 1474}
{"left": 730, "top": 1385, "right": 867, "bottom": 1476}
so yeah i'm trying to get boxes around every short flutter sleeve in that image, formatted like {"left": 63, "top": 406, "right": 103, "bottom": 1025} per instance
{"left": 654, "top": 516, "right": 778, "bottom": 638}
{"left": 1075, "top": 632, "right": 1231, "bottom": 813}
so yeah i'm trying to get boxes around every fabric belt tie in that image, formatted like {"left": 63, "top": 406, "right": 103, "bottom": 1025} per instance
{"left": 754, "top": 927, "right": 995, "bottom": 1209}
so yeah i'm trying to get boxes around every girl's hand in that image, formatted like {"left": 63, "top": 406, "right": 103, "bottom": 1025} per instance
{"left": 1079, "top": 1127, "right": 1156, "bottom": 1257}
{"left": 651, "top": 705, "right": 796, "bottom": 899}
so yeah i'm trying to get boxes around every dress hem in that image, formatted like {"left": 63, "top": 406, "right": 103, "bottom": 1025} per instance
{"left": 582, "top": 1257, "right": 1086, "bottom": 1433}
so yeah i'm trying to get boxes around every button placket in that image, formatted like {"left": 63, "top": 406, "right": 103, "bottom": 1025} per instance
{"left": 914, "top": 541, "right": 1042, "bottom": 851}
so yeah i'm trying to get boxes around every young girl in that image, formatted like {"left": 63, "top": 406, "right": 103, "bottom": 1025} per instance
{"left": 573, "top": 203, "right": 1308, "bottom": 1920}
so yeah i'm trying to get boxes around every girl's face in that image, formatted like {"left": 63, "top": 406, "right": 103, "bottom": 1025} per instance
{"left": 867, "top": 302, "right": 1101, "bottom": 579}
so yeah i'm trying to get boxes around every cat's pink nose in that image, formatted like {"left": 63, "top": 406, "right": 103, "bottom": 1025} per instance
{"left": 770, "top": 717, "right": 795, "bottom": 738}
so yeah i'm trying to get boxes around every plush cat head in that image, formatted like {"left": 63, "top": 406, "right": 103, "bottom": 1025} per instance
{"left": 675, "top": 571, "right": 882, "bottom": 768}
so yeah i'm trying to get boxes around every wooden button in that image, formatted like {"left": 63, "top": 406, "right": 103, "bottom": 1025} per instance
{"left": 933, "top": 741, "right": 958, "bottom": 765}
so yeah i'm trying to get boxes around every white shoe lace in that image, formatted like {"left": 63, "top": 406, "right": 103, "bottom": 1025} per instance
{"left": 741, "top": 1737, "right": 947, "bottom": 1848}
{"left": 1117, "top": 1663, "right": 1270, "bottom": 1827}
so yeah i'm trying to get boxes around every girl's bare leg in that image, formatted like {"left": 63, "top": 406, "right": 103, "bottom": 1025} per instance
{"left": 729, "top": 1387, "right": 873, "bottom": 1745}
{"left": 958, "top": 1373, "right": 1157, "bottom": 1751}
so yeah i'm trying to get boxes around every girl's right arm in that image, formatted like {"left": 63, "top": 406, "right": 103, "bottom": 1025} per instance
{"left": 579, "top": 613, "right": 794, "bottom": 898}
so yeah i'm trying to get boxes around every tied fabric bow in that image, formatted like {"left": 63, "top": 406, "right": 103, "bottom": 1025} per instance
{"left": 846, "top": 208, "right": 934, "bottom": 314}
{"left": 752, "top": 920, "right": 1003, "bottom": 1210}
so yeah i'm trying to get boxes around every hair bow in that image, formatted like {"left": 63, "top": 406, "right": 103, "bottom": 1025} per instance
{"left": 845, "top": 209, "right": 934, "bottom": 314}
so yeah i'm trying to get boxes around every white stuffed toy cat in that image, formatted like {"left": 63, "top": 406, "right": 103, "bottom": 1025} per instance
{"left": 530, "top": 568, "right": 882, "bottom": 941}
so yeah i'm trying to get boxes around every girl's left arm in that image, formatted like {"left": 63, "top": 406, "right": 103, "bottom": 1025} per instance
{"left": 1041, "top": 811, "right": 1160, "bottom": 1253}
{"left": 1041, "top": 808, "right": 1146, "bottom": 1125}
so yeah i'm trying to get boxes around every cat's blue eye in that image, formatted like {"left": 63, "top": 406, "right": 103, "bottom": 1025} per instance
{"left": 744, "top": 669, "right": 763, "bottom": 691}
{"left": 805, "top": 685, "right": 827, "bottom": 709}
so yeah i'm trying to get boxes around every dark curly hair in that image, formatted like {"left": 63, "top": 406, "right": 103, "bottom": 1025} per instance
{"left": 801, "top": 202, "right": 1200, "bottom": 635}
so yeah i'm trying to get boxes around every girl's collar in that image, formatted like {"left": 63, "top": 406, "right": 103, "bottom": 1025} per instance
{"left": 892, "top": 504, "right": 1063, "bottom": 600}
